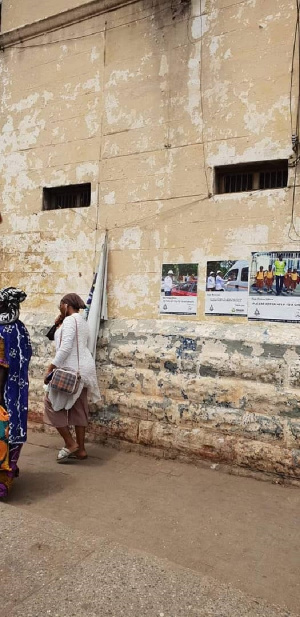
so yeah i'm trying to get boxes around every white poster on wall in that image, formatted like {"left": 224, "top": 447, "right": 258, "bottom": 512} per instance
{"left": 160, "top": 263, "right": 198, "bottom": 316}
{"left": 248, "top": 251, "right": 300, "bottom": 322}
{"left": 205, "top": 259, "right": 249, "bottom": 316}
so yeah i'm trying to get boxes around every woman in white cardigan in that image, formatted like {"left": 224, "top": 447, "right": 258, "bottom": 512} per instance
{"left": 44, "top": 293, "right": 100, "bottom": 463}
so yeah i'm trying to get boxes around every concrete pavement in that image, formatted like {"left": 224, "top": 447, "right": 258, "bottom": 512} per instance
{"left": 2, "top": 503, "right": 295, "bottom": 617}
{"left": 2, "top": 430, "right": 300, "bottom": 616}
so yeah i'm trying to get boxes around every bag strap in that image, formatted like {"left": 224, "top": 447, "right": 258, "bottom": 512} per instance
{"left": 58, "top": 316, "right": 80, "bottom": 372}
{"left": 74, "top": 317, "right": 79, "bottom": 372}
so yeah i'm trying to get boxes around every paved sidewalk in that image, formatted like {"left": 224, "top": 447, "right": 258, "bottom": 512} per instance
{"left": 3, "top": 430, "right": 300, "bottom": 616}
{"left": 1, "top": 504, "right": 296, "bottom": 617}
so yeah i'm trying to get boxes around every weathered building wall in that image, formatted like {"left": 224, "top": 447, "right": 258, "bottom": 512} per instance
{"left": 2, "top": 0, "right": 94, "bottom": 31}
{"left": 97, "top": 318, "right": 300, "bottom": 478}
{"left": 1, "top": 0, "right": 300, "bottom": 478}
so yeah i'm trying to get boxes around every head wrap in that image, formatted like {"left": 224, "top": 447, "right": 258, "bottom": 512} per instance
{"left": 0, "top": 287, "right": 27, "bottom": 324}
{"left": 61, "top": 293, "right": 86, "bottom": 310}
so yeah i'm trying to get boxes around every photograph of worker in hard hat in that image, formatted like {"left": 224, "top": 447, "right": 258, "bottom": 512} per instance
{"left": 206, "top": 271, "right": 216, "bottom": 291}
{"left": 249, "top": 252, "right": 300, "bottom": 297}
{"left": 205, "top": 259, "right": 249, "bottom": 316}
{"left": 160, "top": 263, "right": 198, "bottom": 315}
{"left": 205, "top": 260, "right": 249, "bottom": 292}
{"left": 163, "top": 270, "right": 174, "bottom": 296}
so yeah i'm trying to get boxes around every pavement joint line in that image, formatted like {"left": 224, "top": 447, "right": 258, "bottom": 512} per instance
{"left": 3, "top": 509, "right": 100, "bottom": 605}
{"left": 4, "top": 502, "right": 295, "bottom": 617}
{"left": 12, "top": 501, "right": 119, "bottom": 551}
{"left": 4, "top": 435, "right": 300, "bottom": 615}
{"left": 6, "top": 548, "right": 99, "bottom": 615}
{"left": 1, "top": 504, "right": 243, "bottom": 587}
{"left": 3, "top": 503, "right": 240, "bottom": 584}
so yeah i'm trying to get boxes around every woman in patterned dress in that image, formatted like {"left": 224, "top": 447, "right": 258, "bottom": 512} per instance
{"left": 0, "top": 288, "right": 32, "bottom": 498}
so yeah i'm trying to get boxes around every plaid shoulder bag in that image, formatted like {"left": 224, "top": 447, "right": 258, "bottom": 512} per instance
{"left": 50, "top": 318, "right": 81, "bottom": 395}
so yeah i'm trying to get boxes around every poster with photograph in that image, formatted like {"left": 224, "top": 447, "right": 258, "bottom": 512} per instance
{"left": 205, "top": 259, "right": 249, "bottom": 316}
{"left": 248, "top": 251, "right": 300, "bottom": 322}
{"left": 160, "top": 263, "right": 198, "bottom": 315}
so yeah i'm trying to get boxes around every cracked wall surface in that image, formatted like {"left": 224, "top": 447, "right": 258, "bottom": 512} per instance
{"left": 1, "top": 0, "right": 300, "bottom": 477}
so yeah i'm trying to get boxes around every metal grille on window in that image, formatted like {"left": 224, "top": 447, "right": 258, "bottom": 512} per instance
{"left": 259, "top": 169, "right": 288, "bottom": 190}
{"left": 215, "top": 160, "right": 288, "bottom": 195}
{"left": 224, "top": 173, "right": 253, "bottom": 193}
{"left": 43, "top": 183, "right": 91, "bottom": 211}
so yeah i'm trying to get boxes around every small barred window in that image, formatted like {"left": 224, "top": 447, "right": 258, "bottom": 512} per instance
{"left": 43, "top": 183, "right": 91, "bottom": 211}
{"left": 215, "top": 161, "right": 288, "bottom": 195}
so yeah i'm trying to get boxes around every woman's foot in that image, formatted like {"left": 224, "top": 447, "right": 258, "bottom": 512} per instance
{"left": 70, "top": 449, "right": 88, "bottom": 460}
{"left": 66, "top": 442, "right": 79, "bottom": 453}
{"left": 57, "top": 444, "right": 79, "bottom": 463}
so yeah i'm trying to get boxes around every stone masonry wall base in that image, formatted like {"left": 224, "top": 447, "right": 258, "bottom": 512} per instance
{"left": 28, "top": 318, "right": 300, "bottom": 484}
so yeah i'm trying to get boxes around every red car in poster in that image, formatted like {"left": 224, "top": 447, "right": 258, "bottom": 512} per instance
{"left": 171, "top": 282, "right": 197, "bottom": 296}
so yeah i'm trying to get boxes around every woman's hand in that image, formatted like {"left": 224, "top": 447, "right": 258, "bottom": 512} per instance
{"left": 44, "top": 364, "right": 56, "bottom": 384}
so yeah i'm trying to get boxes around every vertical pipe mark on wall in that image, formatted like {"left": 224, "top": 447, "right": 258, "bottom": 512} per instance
{"left": 94, "top": 19, "right": 108, "bottom": 272}
{"left": 198, "top": 0, "right": 210, "bottom": 197}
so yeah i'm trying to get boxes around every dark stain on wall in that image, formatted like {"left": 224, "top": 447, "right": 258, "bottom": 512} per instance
{"left": 171, "top": 0, "right": 190, "bottom": 19}
{"left": 176, "top": 337, "right": 197, "bottom": 358}
{"left": 164, "top": 360, "right": 178, "bottom": 373}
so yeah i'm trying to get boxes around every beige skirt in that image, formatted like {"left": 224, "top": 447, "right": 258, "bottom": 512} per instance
{"left": 44, "top": 388, "right": 89, "bottom": 428}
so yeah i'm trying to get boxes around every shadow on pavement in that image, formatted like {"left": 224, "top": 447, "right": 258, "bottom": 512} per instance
{"left": 8, "top": 468, "right": 75, "bottom": 505}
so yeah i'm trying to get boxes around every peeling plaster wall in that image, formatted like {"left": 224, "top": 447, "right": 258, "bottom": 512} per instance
{"left": 1, "top": 0, "right": 300, "bottom": 477}
{"left": 2, "top": 0, "right": 93, "bottom": 31}
{"left": 0, "top": 7, "right": 106, "bottom": 310}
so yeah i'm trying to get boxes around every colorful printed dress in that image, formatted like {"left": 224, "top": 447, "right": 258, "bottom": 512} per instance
{"left": 0, "top": 321, "right": 32, "bottom": 498}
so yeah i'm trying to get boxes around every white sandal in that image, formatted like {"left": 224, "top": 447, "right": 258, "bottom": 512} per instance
{"left": 57, "top": 447, "right": 78, "bottom": 463}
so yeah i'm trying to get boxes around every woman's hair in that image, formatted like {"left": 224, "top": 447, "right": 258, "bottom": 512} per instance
{"left": 61, "top": 293, "right": 86, "bottom": 310}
